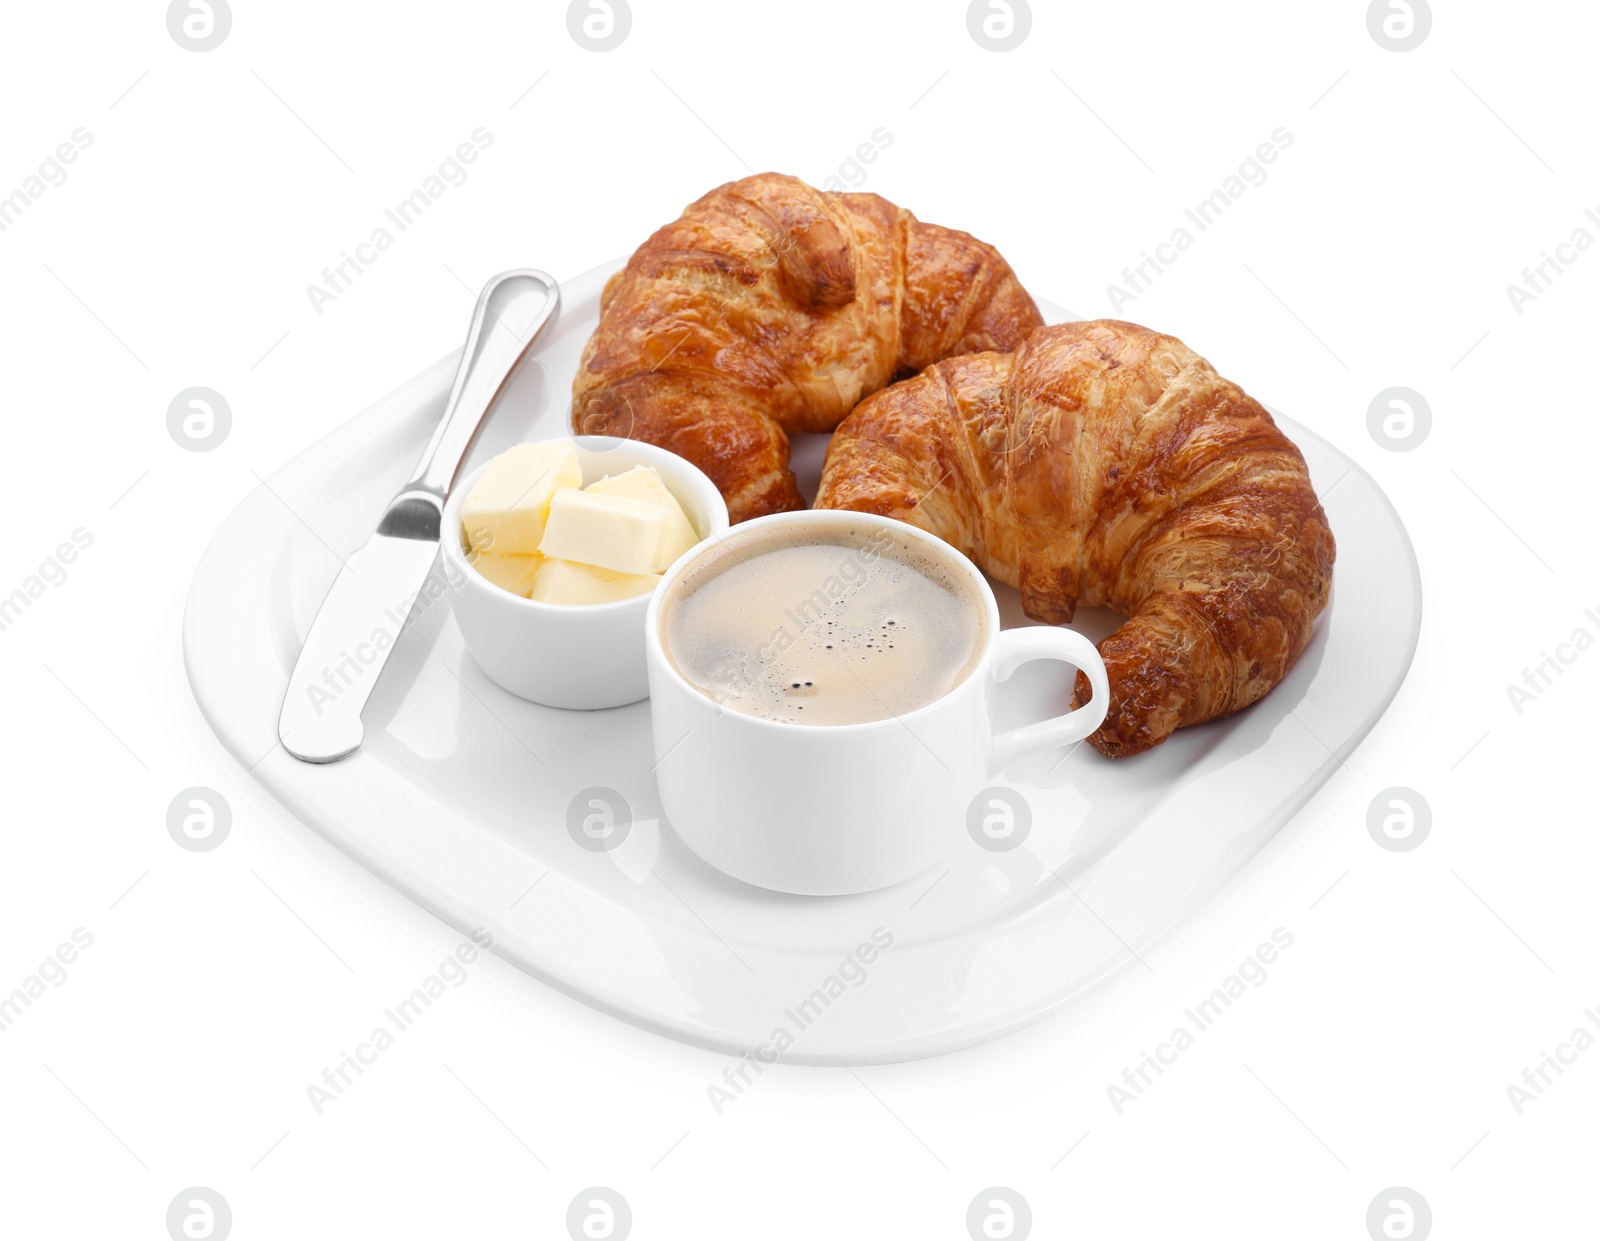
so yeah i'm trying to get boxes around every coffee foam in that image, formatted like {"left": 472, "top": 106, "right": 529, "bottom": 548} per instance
{"left": 659, "top": 521, "right": 988, "bottom": 726}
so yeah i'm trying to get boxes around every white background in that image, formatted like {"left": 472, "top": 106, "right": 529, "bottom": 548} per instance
{"left": 2, "top": 0, "right": 1595, "bottom": 1237}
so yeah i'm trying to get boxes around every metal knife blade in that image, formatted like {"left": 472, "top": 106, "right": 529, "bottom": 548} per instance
{"left": 277, "top": 269, "right": 560, "bottom": 763}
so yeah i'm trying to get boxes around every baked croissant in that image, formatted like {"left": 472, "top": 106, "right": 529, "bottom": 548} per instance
{"left": 570, "top": 173, "right": 1043, "bottom": 521}
{"left": 815, "top": 320, "right": 1336, "bottom": 757}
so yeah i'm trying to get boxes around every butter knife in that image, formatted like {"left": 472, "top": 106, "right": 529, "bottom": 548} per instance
{"left": 278, "top": 269, "right": 560, "bottom": 763}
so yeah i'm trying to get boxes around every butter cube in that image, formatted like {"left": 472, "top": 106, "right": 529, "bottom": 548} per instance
{"left": 530, "top": 558, "right": 660, "bottom": 605}
{"left": 460, "top": 440, "right": 582, "bottom": 556}
{"left": 538, "top": 489, "right": 666, "bottom": 576}
{"left": 468, "top": 551, "right": 543, "bottom": 597}
{"left": 584, "top": 466, "right": 700, "bottom": 571}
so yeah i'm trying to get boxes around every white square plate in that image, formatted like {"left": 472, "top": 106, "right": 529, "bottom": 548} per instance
{"left": 183, "top": 260, "right": 1420, "bottom": 1064}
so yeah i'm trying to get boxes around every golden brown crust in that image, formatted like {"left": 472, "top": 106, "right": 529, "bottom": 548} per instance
{"left": 571, "top": 174, "right": 1042, "bottom": 522}
{"left": 815, "top": 320, "right": 1336, "bottom": 757}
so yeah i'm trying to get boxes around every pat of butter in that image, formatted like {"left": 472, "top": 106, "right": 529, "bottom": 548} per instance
{"left": 530, "top": 558, "right": 660, "bottom": 605}
{"left": 460, "top": 440, "right": 582, "bottom": 556}
{"left": 469, "top": 551, "right": 543, "bottom": 597}
{"left": 584, "top": 466, "right": 699, "bottom": 572}
{"left": 538, "top": 489, "right": 666, "bottom": 576}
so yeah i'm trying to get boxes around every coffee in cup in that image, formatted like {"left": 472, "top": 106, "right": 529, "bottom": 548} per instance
{"left": 657, "top": 521, "right": 988, "bottom": 726}
{"left": 644, "top": 510, "right": 1110, "bottom": 896}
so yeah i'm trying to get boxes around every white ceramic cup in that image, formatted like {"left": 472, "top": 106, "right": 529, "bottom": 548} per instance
{"left": 442, "top": 436, "right": 729, "bottom": 709}
{"left": 644, "top": 510, "right": 1110, "bottom": 895}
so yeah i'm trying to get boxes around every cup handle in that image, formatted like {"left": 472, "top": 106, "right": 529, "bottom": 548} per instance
{"left": 989, "top": 627, "right": 1110, "bottom": 773}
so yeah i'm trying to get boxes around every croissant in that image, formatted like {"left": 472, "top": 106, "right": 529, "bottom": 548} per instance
{"left": 570, "top": 173, "right": 1043, "bottom": 521}
{"left": 815, "top": 320, "right": 1336, "bottom": 757}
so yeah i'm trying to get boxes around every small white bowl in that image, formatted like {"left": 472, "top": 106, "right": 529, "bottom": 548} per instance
{"left": 442, "top": 436, "right": 729, "bottom": 709}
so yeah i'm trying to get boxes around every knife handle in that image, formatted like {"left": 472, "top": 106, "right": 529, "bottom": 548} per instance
{"left": 398, "top": 269, "right": 561, "bottom": 507}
